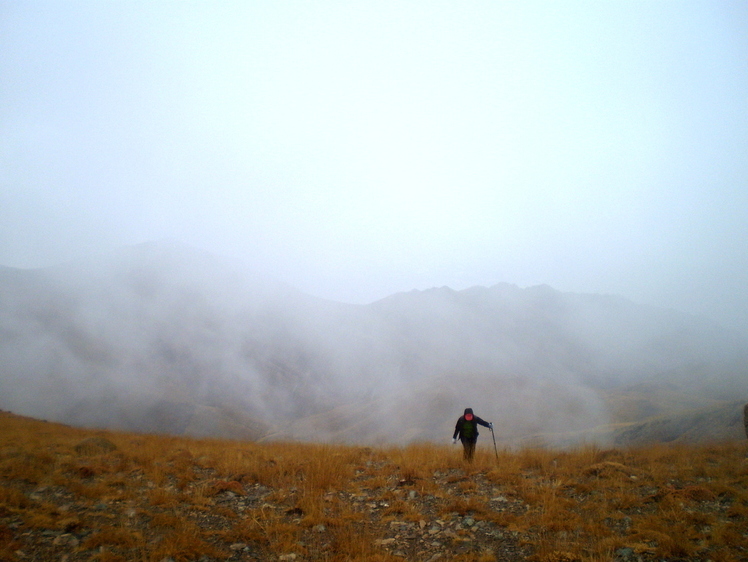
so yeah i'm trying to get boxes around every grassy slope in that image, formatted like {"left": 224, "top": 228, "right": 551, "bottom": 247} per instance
{"left": 1, "top": 410, "right": 747, "bottom": 561}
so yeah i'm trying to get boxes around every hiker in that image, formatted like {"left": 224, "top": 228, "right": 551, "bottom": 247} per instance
{"left": 452, "top": 407, "right": 493, "bottom": 461}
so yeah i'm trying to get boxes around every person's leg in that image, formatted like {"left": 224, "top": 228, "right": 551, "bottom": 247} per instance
{"left": 465, "top": 440, "right": 476, "bottom": 461}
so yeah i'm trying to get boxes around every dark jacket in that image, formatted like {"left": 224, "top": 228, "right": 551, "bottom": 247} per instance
{"left": 453, "top": 408, "right": 491, "bottom": 441}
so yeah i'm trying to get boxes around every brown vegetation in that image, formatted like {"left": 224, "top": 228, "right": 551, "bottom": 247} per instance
{"left": 1, "top": 410, "right": 747, "bottom": 561}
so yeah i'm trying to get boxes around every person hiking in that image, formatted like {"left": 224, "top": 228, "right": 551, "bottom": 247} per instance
{"left": 452, "top": 407, "right": 492, "bottom": 461}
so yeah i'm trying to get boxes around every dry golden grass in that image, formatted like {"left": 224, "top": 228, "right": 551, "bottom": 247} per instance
{"left": 1, "top": 410, "right": 747, "bottom": 561}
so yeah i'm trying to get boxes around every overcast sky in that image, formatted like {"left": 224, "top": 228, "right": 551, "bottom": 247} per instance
{"left": 1, "top": 1, "right": 747, "bottom": 333}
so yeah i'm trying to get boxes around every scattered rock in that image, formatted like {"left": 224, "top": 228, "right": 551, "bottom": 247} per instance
{"left": 615, "top": 546, "right": 634, "bottom": 558}
{"left": 375, "top": 538, "right": 396, "bottom": 546}
{"left": 52, "top": 534, "right": 79, "bottom": 547}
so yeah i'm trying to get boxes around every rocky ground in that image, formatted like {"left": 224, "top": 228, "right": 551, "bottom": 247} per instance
{"left": 2, "top": 418, "right": 747, "bottom": 561}
{"left": 3, "top": 460, "right": 535, "bottom": 561}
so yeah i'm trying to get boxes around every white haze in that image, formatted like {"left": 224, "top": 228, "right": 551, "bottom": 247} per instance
{"left": 1, "top": 242, "right": 746, "bottom": 446}
{"left": 1, "top": 2, "right": 748, "bottom": 336}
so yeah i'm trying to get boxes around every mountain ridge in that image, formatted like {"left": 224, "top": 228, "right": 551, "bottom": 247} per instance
{"left": 1, "top": 242, "right": 746, "bottom": 446}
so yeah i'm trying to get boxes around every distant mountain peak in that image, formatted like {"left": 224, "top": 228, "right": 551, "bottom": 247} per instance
{"left": 1, "top": 245, "right": 746, "bottom": 445}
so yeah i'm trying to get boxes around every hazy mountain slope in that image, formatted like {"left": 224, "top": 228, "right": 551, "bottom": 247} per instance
{"left": 611, "top": 400, "right": 746, "bottom": 445}
{"left": 1, "top": 242, "right": 746, "bottom": 444}
{"left": 0, "top": 243, "right": 364, "bottom": 428}
{"left": 369, "top": 284, "right": 747, "bottom": 395}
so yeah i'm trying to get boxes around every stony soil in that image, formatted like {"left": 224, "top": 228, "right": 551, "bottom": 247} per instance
{"left": 2, "top": 435, "right": 748, "bottom": 561}
{"left": 3, "top": 463, "right": 535, "bottom": 561}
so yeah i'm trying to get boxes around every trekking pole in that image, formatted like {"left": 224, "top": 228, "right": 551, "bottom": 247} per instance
{"left": 490, "top": 425, "right": 499, "bottom": 461}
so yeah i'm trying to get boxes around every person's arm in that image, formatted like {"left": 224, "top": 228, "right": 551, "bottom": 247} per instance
{"left": 453, "top": 418, "right": 462, "bottom": 440}
{"left": 476, "top": 416, "right": 492, "bottom": 428}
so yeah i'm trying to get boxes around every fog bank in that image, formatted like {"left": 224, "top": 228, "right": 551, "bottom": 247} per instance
{"left": 1, "top": 243, "right": 746, "bottom": 445}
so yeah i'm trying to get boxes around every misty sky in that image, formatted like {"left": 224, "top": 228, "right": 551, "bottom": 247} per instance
{"left": 2, "top": 2, "right": 747, "bottom": 333}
